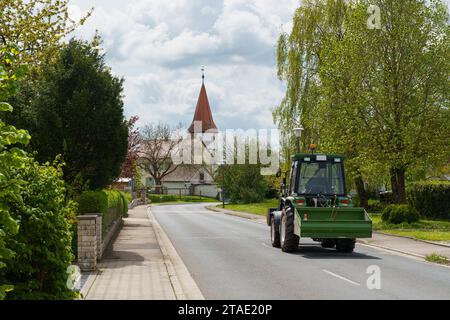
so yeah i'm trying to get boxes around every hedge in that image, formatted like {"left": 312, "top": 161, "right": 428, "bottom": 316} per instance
{"left": 1, "top": 159, "right": 78, "bottom": 299}
{"left": 77, "top": 189, "right": 129, "bottom": 237}
{"left": 407, "top": 181, "right": 450, "bottom": 219}
{"left": 381, "top": 204, "right": 420, "bottom": 224}
{"left": 147, "top": 193, "right": 214, "bottom": 203}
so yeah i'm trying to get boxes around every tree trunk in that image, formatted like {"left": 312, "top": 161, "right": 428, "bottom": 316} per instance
{"left": 390, "top": 168, "right": 399, "bottom": 203}
{"left": 155, "top": 178, "right": 162, "bottom": 194}
{"left": 396, "top": 168, "right": 406, "bottom": 204}
{"left": 354, "top": 176, "right": 368, "bottom": 209}
{"left": 390, "top": 167, "right": 407, "bottom": 204}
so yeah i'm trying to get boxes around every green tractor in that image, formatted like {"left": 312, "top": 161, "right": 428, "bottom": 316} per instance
{"left": 267, "top": 153, "right": 372, "bottom": 253}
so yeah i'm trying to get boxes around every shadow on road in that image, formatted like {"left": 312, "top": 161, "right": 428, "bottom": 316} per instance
{"left": 290, "top": 244, "right": 381, "bottom": 260}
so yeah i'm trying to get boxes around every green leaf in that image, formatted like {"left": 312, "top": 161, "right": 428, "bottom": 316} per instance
{"left": 0, "top": 102, "right": 13, "bottom": 112}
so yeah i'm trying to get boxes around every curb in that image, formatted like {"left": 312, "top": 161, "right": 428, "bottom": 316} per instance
{"left": 205, "top": 205, "right": 266, "bottom": 223}
{"left": 373, "top": 231, "right": 450, "bottom": 248}
{"left": 356, "top": 240, "right": 426, "bottom": 259}
{"left": 79, "top": 270, "right": 99, "bottom": 299}
{"left": 147, "top": 206, "right": 204, "bottom": 300}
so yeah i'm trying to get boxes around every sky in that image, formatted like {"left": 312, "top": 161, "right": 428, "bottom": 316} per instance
{"left": 68, "top": 0, "right": 450, "bottom": 132}
{"left": 68, "top": 0, "right": 300, "bottom": 131}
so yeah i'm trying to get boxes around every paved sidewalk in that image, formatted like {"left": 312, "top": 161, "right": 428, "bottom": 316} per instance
{"left": 84, "top": 205, "right": 176, "bottom": 299}
{"left": 359, "top": 233, "right": 450, "bottom": 259}
{"left": 206, "top": 205, "right": 450, "bottom": 260}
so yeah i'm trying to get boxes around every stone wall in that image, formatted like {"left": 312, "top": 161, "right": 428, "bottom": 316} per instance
{"left": 77, "top": 213, "right": 122, "bottom": 271}
{"left": 77, "top": 215, "right": 99, "bottom": 271}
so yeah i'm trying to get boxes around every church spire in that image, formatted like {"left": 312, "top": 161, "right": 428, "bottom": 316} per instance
{"left": 201, "top": 66, "right": 205, "bottom": 84}
{"left": 188, "top": 68, "right": 218, "bottom": 134}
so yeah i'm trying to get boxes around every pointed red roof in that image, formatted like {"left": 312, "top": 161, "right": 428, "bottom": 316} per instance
{"left": 188, "top": 83, "right": 218, "bottom": 133}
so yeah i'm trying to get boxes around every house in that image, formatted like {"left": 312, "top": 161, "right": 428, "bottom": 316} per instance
{"left": 140, "top": 73, "right": 220, "bottom": 198}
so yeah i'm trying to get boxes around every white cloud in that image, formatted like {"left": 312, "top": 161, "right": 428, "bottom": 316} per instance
{"left": 68, "top": 0, "right": 299, "bottom": 130}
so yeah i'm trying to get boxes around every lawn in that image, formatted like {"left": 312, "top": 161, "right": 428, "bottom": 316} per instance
{"left": 221, "top": 199, "right": 279, "bottom": 216}
{"left": 369, "top": 214, "right": 450, "bottom": 242}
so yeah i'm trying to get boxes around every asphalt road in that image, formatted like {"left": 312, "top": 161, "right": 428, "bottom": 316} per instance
{"left": 152, "top": 203, "right": 450, "bottom": 300}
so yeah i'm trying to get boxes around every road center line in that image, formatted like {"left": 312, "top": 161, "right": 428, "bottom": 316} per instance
{"left": 322, "top": 269, "right": 360, "bottom": 286}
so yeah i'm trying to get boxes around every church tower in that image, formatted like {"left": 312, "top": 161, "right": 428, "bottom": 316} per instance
{"left": 188, "top": 68, "right": 218, "bottom": 134}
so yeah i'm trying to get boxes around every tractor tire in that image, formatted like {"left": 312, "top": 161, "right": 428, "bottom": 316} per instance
{"left": 280, "top": 206, "right": 299, "bottom": 252}
{"left": 321, "top": 239, "right": 336, "bottom": 249}
{"left": 270, "top": 217, "right": 280, "bottom": 248}
{"left": 336, "top": 239, "right": 356, "bottom": 253}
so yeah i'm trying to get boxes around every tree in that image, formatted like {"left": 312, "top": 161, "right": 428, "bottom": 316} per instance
{"left": 276, "top": 0, "right": 450, "bottom": 204}
{"left": 216, "top": 164, "right": 268, "bottom": 203}
{"left": 0, "top": 0, "right": 91, "bottom": 69}
{"left": 214, "top": 138, "right": 269, "bottom": 203}
{"left": 274, "top": 0, "right": 374, "bottom": 206}
{"left": 0, "top": 45, "right": 25, "bottom": 299}
{"left": 119, "top": 115, "right": 142, "bottom": 179}
{"left": 138, "top": 123, "right": 183, "bottom": 194}
{"left": 319, "top": 0, "right": 449, "bottom": 203}
{"left": 1, "top": 44, "right": 77, "bottom": 300}
{"left": 15, "top": 39, "right": 128, "bottom": 191}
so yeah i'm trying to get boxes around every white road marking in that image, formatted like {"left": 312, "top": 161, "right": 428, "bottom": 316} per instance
{"left": 322, "top": 269, "right": 360, "bottom": 286}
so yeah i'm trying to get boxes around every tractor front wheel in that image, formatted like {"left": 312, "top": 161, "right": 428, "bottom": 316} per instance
{"left": 270, "top": 217, "right": 280, "bottom": 248}
{"left": 280, "top": 206, "right": 299, "bottom": 252}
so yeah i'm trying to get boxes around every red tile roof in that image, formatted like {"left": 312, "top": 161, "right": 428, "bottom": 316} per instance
{"left": 188, "top": 83, "right": 218, "bottom": 133}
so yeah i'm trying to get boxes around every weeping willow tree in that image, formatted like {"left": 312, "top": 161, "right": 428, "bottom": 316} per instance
{"left": 273, "top": 0, "right": 376, "bottom": 205}
{"left": 275, "top": 0, "right": 450, "bottom": 204}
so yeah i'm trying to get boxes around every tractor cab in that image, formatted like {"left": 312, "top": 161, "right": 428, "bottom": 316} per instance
{"left": 269, "top": 152, "right": 372, "bottom": 253}
{"left": 287, "top": 153, "right": 350, "bottom": 208}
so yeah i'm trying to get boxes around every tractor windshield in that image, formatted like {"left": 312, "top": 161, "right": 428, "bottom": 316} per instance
{"left": 297, "top": 161, "right": 345, "bottom": 196}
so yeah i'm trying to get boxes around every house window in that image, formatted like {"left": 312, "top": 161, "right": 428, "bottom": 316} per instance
{"left": 199, "top": 172, "right": 205, "bottom": 182}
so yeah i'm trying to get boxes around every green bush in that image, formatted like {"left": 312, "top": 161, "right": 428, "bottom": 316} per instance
{"left": 381, "top": 204, "right": 420, "bottom": 225}
{"left": 407, "top": 181, "right": 450, "bottom": 219}
{"left": 217, "top": 163, "right": 267, "bottom": 204}
{"left": 77, "top": 191, "right": 107, "bottom": 214}
{"left": 123, "top": 191, "right": 132, "bottom": 202}
{"left": 239, "top": 188, "right": 263, "bottom": 204}
{"left": 381, "top": 204, "right": 396, "bottom": 222}
{"left": 367, "top": 199, "right": 384, "bottom": 213}
{"left": 148, "top": 194, "right": 178, "bottom": 203}
{"left": 119, "top": 192, "right": 129, "bottom": 217}
{"left": 1, "top": 159, "right": 78, "bottom": 300}
{"left": 76, "top": 189, "right": 127, "bottom": 237}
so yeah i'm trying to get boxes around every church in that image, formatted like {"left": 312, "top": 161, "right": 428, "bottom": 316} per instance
{"left": 141, "top": 73, "right": 220, "bottom": 198}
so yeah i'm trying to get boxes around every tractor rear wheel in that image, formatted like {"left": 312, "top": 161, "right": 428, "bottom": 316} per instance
{"left": 336, "top": 239, "right": 355, "bottom": 253}
{"left": 280, "top": 206, "right": 299, "bottom": 252}
{"left": 321, "top": 239, "right": 336, "bottom": 248}
{"left": 270, "top": 217, "right": 280, "bottom": 248}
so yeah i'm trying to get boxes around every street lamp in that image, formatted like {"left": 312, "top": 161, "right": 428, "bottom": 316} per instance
{"left": 293, "top": 126, "right": 304, "bottom": 153}
{"left": 221, "top": 164, "right": 225, "bottom": 209}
